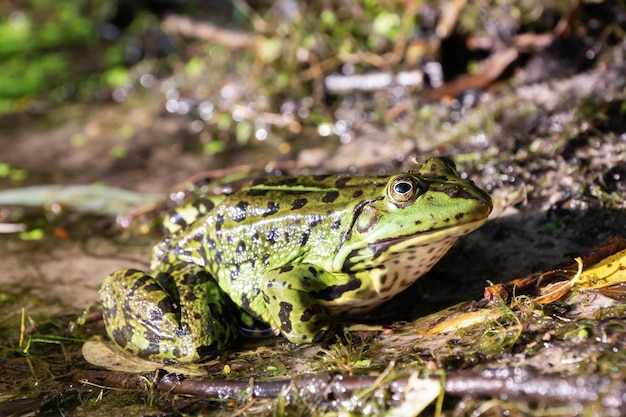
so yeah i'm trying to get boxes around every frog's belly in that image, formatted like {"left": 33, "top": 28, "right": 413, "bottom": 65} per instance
{"left": 322, "top": 236, "right": 459, "bottom": 316}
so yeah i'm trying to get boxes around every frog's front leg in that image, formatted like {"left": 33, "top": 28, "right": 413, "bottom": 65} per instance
{"left": 100, "top": 265, "right": 238, "bottom": 363}
{"left": 261, "top": 264, "right": 360, "bottom": 344}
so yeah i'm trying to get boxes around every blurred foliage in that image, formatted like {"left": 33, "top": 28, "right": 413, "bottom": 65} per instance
{"left": 255, "top": 1, "right": 420, "bottom": 80}
{"left": 0, "top": 1, "right": 96, "bottom": 112}
{"left": 2, "top": 0, "right": 623, "bottom": 157}
{"left": 0, "top": 0, "right": 156, "bottom": 114}
{"left": 0, "top": 0, "right": 423, "bottom": 114}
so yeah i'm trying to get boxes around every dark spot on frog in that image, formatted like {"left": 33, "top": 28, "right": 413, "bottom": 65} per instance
{"left": 111, "top": 328, "right": 128, "bottom": 348}
{"left": 313, "top": 174, "right": 330, "bottom": 181}
{"left": 379, "top": 273, "right": 388, "bottom": 285}
{"left": 236, "top": 240, "right": 246, "bottom": 255}
{"left": 262, "top": 254, "right": 270, "bottom": 266}
{"left": 308, "top": 266, "right": 319, "bottom": 278}
{"left": 215, "top": 251, "right": 223, "bottom": 263}
{"left": 206, "top": 238, "right": 216, "bottom": 250}
{"left": 278, "top": 302, "right": 293, "bottom": 333}
{"left": 308, "top": 214, "right": 323, "bottom": 228}
{"left": 230, "top": 265, "right": 240, "bottom": 281}
{"left": 171, "top": 347, "right": 181, "bottom": 358}
{"left": 280, "top": 265, "right": 294, "bottom": 273}
{"left": 352, "top": 190, "right": 363, "bottom": 198}
{"left": 335, "top": 178, "right": 350, "bottom": 188}
{"left": 263, "top": 201, "right": 280, "bottom": 217}
{"left": 174, "top": 322, "right": 192, "bottom": 337}
{"left": 312, "top": 276, "right": 361, "bottom": 301}
{"left": 322, "top": 190, "right": 339, "bottom": 203}
{"left": 184, "top": 292, "right": 197, "bottom": 302}
{"left": 455, "top": 212, "right": 465, "bottom": 220}
{"left": 232, "top": 201, "right": 249, "bottom": 222}
{"left": 298, "top": 231, "right": 310, "bottom": 247}
{"left": 266, "top": 227, "right": 280, "bottom": 243}
{"left": 331, "top": 219, "right": 341, "bottom": 230}
{"left": 291, "top": 198, "right": 307, "bottom": 210}
{"left": 241, "top": 293, "right": 251, "bottom": 311}
{"left": 300, "top": 305, "right": 322, "bottom": 322}
{"left": 251, "top": 231, "right": 260, "bottom": 241}
{"left": 215, "top": 213, "right": 224, "bottom": 232}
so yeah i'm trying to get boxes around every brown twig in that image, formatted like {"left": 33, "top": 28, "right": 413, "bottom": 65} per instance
{"left": 162, "top": 14, "right": 257, "bottom": 49}
{"left": 485, "top": 235, "right": 626, "bottom": 302}
{"left": 73, "top": 367, "right": 626, "bottom": 411}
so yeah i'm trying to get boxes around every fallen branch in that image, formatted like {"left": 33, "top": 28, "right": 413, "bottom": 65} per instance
{"left": 73, "top": 366, "right": 626, "bottom": 411}
{"left": 162, "top": 14, "right": 256, "bottom": 49}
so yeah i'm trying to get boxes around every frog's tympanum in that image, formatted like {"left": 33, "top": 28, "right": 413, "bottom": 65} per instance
{"left": 100, "top": 157, "right": 492, "bottom": 363}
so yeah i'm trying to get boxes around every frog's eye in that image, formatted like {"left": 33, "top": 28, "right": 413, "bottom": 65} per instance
{"left": 388, "top": 176, "right": 422, "bottom": 206}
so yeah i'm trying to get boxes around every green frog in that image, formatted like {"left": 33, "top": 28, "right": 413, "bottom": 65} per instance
{"left": 100, "top": 157, "right": 492, "bottom": 363}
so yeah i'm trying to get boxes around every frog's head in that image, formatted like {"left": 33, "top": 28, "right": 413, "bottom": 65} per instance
{"left": 334, "top": 157, "right": 492, "bottom": 272}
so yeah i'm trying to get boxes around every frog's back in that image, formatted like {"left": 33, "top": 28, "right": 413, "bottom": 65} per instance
{"left": 209, "top": 174, "right": 388, "bottom": 264}
{"left": 164, "top": 174, "right": 385, "bottom": 295}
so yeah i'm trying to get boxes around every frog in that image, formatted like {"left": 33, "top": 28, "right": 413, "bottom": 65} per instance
{"left": 100, "top": 157, "right": 492, "bottom": 363}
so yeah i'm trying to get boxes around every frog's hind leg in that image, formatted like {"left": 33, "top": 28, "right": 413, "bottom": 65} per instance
{"left": 100, "top": 265, "right": 238, "bottom": 363}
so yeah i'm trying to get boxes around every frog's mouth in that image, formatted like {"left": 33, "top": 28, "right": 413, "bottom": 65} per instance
{"left": 340, "top": 217, "right": 489, "bottom": 271}
{"left": 367, "top": 217, "right": 490, "bottom": 260}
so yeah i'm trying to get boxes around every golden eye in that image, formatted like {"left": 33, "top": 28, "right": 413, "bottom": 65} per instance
{"left": 388, "top": 176, "right": 422, "bottom": 206}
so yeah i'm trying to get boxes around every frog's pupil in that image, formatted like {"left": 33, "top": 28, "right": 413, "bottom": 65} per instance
{"left": 394, "top": 181, "right": 412, "bottom": 194}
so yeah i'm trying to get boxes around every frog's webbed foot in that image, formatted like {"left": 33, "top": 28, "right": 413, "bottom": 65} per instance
{"left": 100, "top": 266, "right": 238, "bottom": 363}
